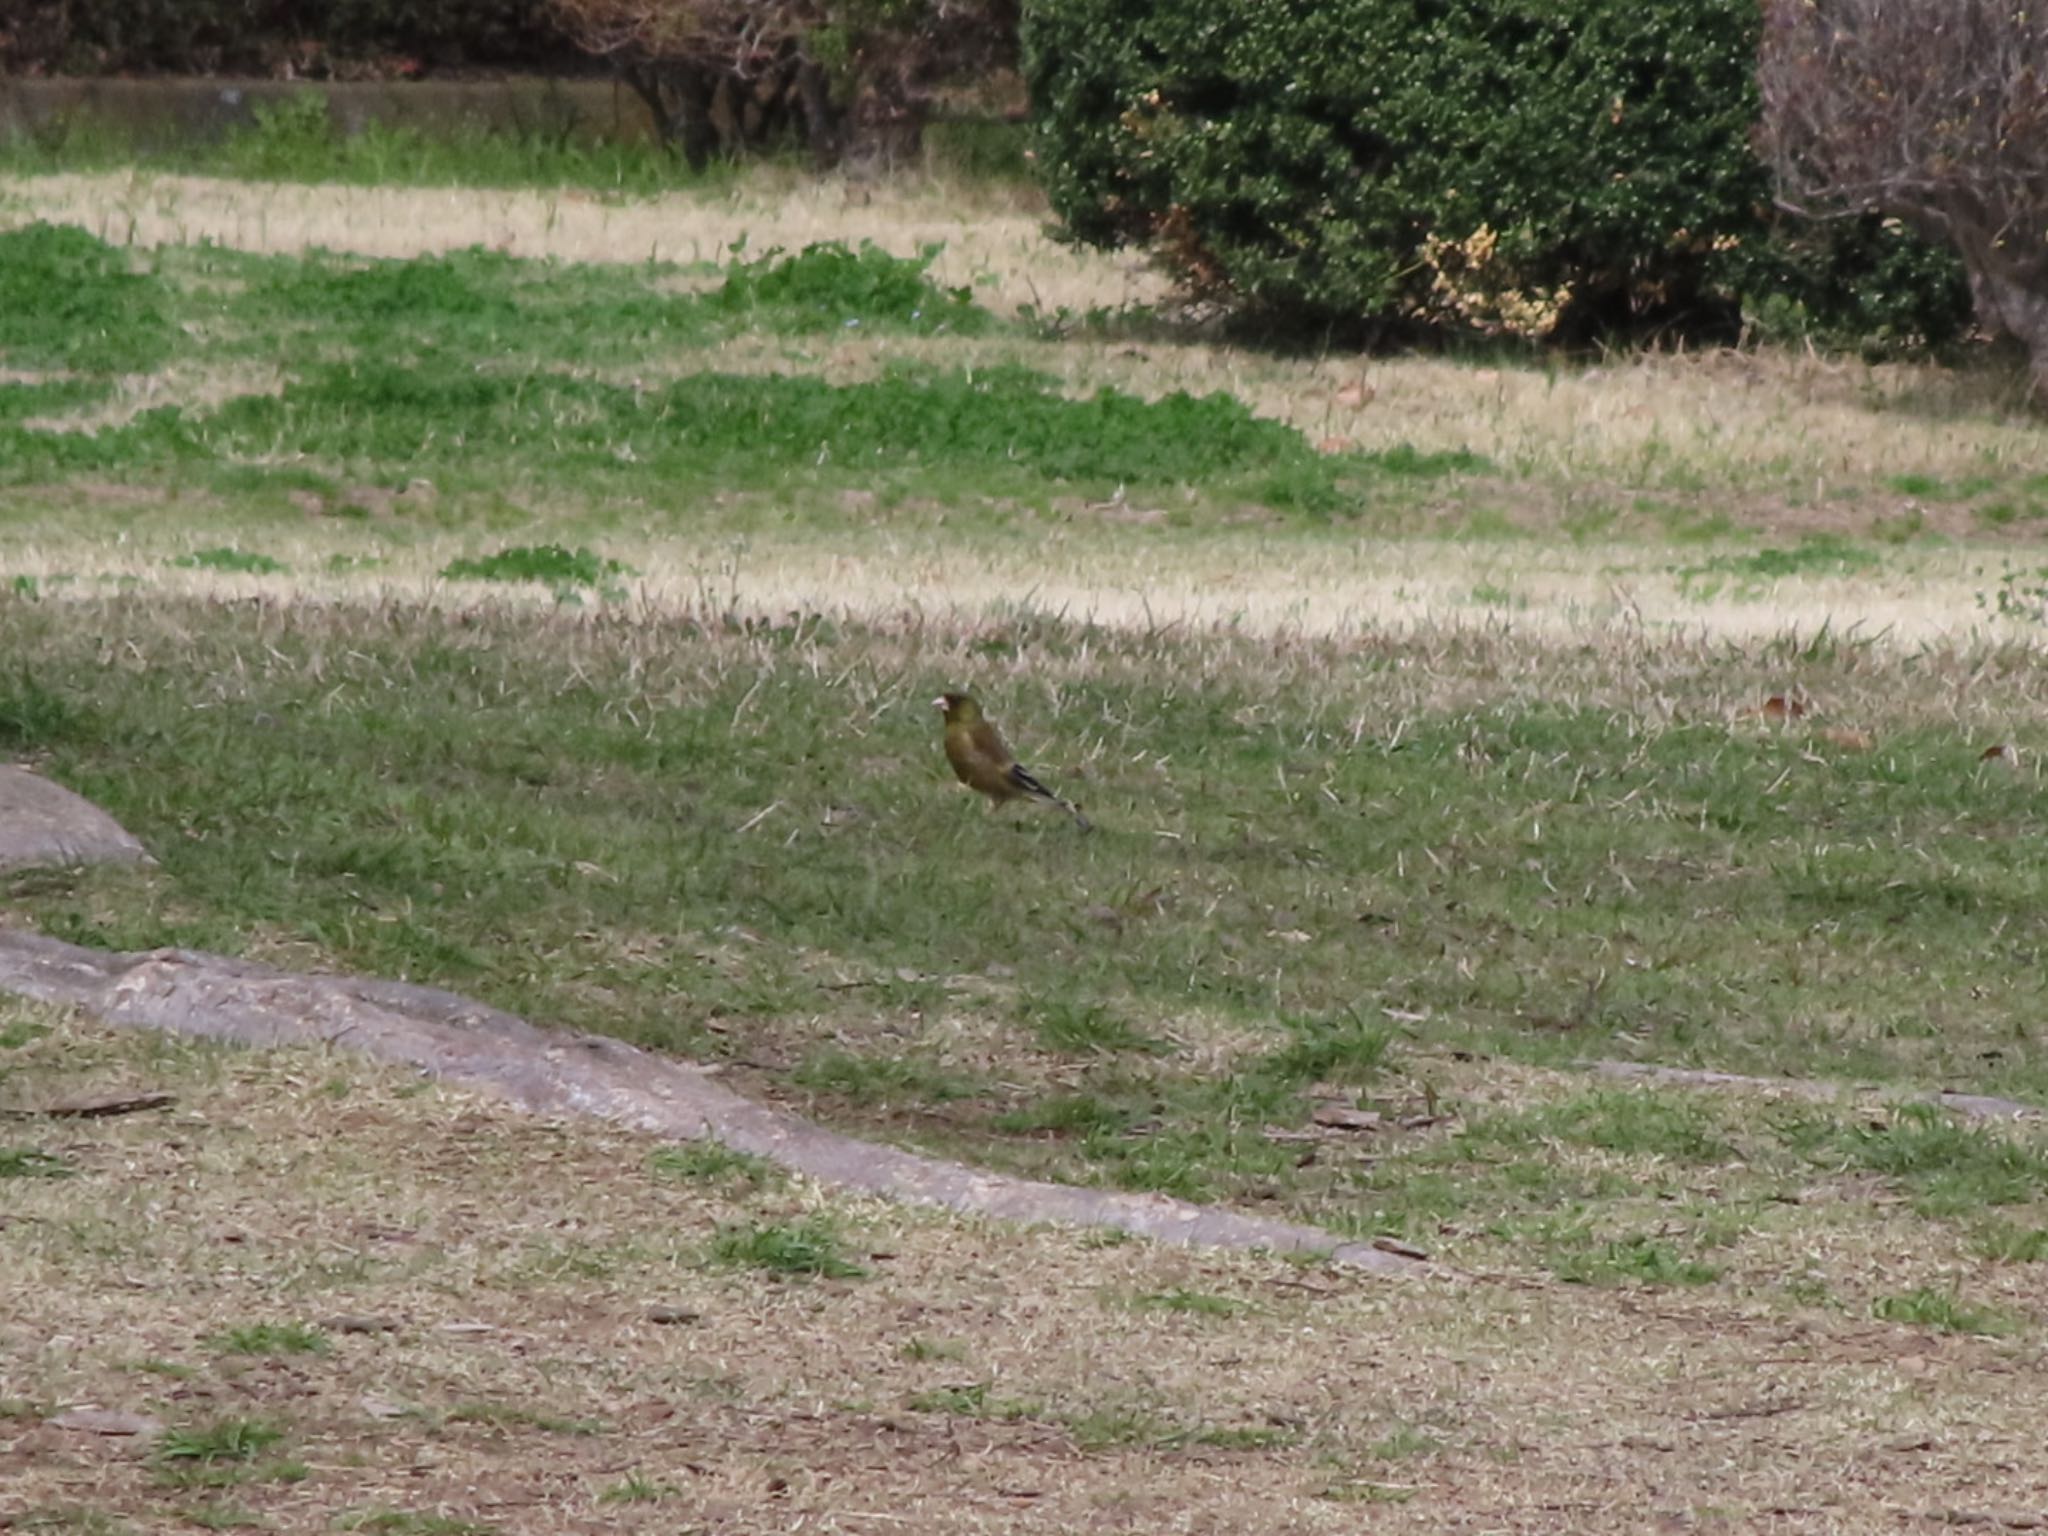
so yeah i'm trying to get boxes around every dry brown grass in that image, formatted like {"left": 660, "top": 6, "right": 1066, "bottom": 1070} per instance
{"left": 5, "top": 1006, "right": 2047, "bottom": 1534}
{"left": 0, "top": 503, "right": 2036, "bottom": 652}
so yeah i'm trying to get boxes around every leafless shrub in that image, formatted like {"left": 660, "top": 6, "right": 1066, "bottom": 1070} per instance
{"left": 1757, "top": 0, "right": 2048, "bottom": 398}
{"left": 547, "top": 0, "right": 1014, "bottom": 169}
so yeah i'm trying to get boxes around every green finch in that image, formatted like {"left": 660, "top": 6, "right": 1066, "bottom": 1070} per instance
{"left": 934, "top": 691, "right": 1092, "bottom": 830}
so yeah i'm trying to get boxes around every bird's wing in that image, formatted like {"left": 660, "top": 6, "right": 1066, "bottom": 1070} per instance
{"left": 1009, "top": 763, "right": 1092, "bottom": 829}
{"left": 968, "top": 718, "right": 1015, "bottom": 769}
{"left": 1006, "top": 763, "right": 1059, "bottom": 801}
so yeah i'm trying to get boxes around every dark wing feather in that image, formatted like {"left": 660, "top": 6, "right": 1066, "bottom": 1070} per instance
{"left": 1006, "top": 763, "right": 1059, "bottom": 802}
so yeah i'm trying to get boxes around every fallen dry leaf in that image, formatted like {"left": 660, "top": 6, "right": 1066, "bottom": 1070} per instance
{"left": 1334, "top": 381, "right": 1374, "bottom": 410}
{"left": 1817, "top": 727, "right": 1874, "bottom": 752}
{"left": 1754, "top": 694, "right": 1809, "bottom": 722}
{"left": 1980, "top": 743, "right": 2022, "bottom": 769}
{"left": 1315, "top": 435, "right": 1354, "bottom": 455}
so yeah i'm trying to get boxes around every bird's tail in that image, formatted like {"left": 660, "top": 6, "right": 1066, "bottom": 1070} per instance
{"left": 1009, "top": 765, "right": 1093, "bottom": 831}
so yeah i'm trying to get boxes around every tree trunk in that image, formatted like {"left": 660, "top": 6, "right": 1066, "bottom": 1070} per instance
{"left": 792, "top": 59, "right": 844, "bottom": 168}
{"left": 620, "top": 59, "right": 720, "bottom": 171}
{"left": 1967, "top": 266, "right": 2048, "bottom": 402}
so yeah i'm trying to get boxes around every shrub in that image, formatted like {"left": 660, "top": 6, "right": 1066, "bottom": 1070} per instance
{"left": 2, "top": 0, "right": 566, "bottom": 76}
{"left": 1024, "top": 0, "right": 1968, "bottom": 348}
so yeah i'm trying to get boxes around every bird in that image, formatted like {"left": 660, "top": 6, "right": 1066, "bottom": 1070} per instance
{"left": 933, "top": 691, "right": 1092, "bottom": 830}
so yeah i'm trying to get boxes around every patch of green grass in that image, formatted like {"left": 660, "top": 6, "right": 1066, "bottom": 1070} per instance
{"left": 127, "top": 1357, "right": 197, "bottom": 1379}
{"left": 709, "top": 1218, "right": 867, "bottom": 1279}
{"left": 0, "top": 1147, "right": 76, "bottom": 1179}
{"left": 0, "top": 223, "right": 172, "bottom": 374}
{"left": 3, "top": 89, "right": 719, "bottom": 200}
{"left": 0, "top": 234, "right": 1480, "bottom": 524}
{"left": 899, "top": 1336, "right": 968, "bottom": 1362}
{"left": 170, "top": 549, "right": 289, "bottom": 576}
{"left": 907, "top": 1382, "right": 999, "bottom": 1415}
{"left": 1461, "top": 1091, "right": 1737, "bottom": 1164}
{"left": 1123, "top": 1288, "right": 1253, "bottom": 1318}
{"left": 0, "top": 1019, "right": 53, "bottom": 1049}
{"left": 596, "top": 1474, "right": 673, "bottom": 1505}
{"left": 193, "top": 358, "right": 1388, "bottom": 516}
{"left": 1978, "top": 564, "right": 2048, "bottom": 626}
{"left": 1368, "top": 1424, "right": 1444, "bottom": 1460}
{"left": 1061, "top": 1403, "right": 1171, "bottom": 1451}
{"left": 794, "top": 1048, "right": 981, "bottom": 1106}
{"left": 708, "top": 241, "right": 993, "bottom": 336}
{"left": 1676, "top": 534, "right": 1881, "bottom": 597}
{"left": 1886, "top": 472, "right": 1997, "bottom": 502}
{"left": 439, "top": 544, "right": 628, "bottom": 591}
{"left": 333, "top": 1511, "right": 496, "bottom": 1536}
{"left": 151, "top": 1418, "right": 302, "bottom": 1488}
{"left": 1872, "top": 1287, "right": 2018, "bottom": 1337}
{"left": 208, "top": 1322, "right": 330, "bottom": 1357}
{"left": 11, "top": 599, "right": 2048, "bottom": 1241}
{"left": 441, "top": 1402, "right": 607, "bottom": 1435}
{"left": 0, "top": 378, "right": 113, "bottom": 424}
{"left": 1318, "top": 1480, "right": 1418, "bottom": 1504}
{"left": 176, "top": 1502, "right": 262, "bottom": 1531}
{"left": 0, "top": 671, "right": 82, "bottom": 750}
{"left": 1030, "top": 997, "right": 1164, "bottom": 1055}
{"left": 1190, "top": 1423, "right": 1299, "bottom": 1450}
{"left": 648, "top": 1140, "right": 780, "bottom": 1186}
{"left": 153, "top": 1418, "right": 286, "bottom": 1464}
{"left": 10, "top": 1509, "right": 136, "bottom": 1535}
{"left": 1972, "top": 1223, "right": 2048, "bottom": 1263}
{"left": 1790, "top": 1104, "right": 2048, "bottom": 1216}
{"left": 1547, "top": 1231, "right": 1722, "bottom": 1288}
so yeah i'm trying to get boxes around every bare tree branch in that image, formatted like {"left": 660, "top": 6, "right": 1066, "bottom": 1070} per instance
{"left": 1757, "top": 0, "right": 2048, "bottom": 398}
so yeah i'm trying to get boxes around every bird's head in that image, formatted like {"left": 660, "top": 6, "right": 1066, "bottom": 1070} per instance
{"left": 932, "top": 691, "right": 981, "bottom": 724}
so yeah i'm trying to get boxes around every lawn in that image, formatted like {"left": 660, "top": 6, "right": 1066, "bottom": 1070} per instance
{"left": 4, "top": 159, "right": 2048, "bottom": 1532}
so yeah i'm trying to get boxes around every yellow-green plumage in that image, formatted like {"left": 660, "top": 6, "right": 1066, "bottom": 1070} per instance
{"left": 934, "top": 691, "right": 1091, "bottom": 830}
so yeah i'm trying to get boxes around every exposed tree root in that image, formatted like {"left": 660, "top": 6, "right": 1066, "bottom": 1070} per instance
{"left": 0, "top": 930, "right": 1425, "bottom": 1275}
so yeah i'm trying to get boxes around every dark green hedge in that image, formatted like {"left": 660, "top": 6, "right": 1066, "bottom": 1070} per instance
{"left": 3, "top": 0, "right": 570, "bottom": 76}
{"left": 1023, "top": 0, "right": 1969, "bottom": 347}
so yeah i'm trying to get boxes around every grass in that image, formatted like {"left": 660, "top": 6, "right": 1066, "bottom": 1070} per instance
{"left": 152, "top": 1417, "right": 286, "bottom": 1468}
{"left": 0, "top": 221, "right": 172, "bottom": 373}
{"left": 207, "top": 1321, "right": 331, "bottom": 1356}
{"left": 6, "top": 1003, "right": 2048, "bottom": 1534}
{"left": 1123, "top": 1288, "right": 1255, "bottom": 1317}
{"left": 439, "top": 544, "right": 629, "bottom": 589}
{"left": 170, "top": 548, "right": 289, "bottom": 576}
{"left": 4, "top": 156, "right": 2048, "bottom": 1534}
{"left": 9, "top": 592, "right": 2048, "bottom": 1233}
{"left": 1871, "top": 1287, "right": 2019, "bottom": 1337}
{"left": 648, "top": 1140, "right": 781, "bottom": 1186}
{"left": 709, "top": 1218, "right": 868, "bottom": 1279}
{"left": 0, "top": 1147, "right": 76, "bottom": 1179}
{"left": 334, "top": 1513, "right": 496, "bottom": 1536}
{"left": 1, "top": 90, "right": 719, "bottom": 200}
{"left": 2, "top": 91, "right": 1033, "bottom": 198}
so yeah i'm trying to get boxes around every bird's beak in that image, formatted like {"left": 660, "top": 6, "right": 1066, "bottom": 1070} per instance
{"left": 931, "top": 695, "right": 948, "bottom": 712}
